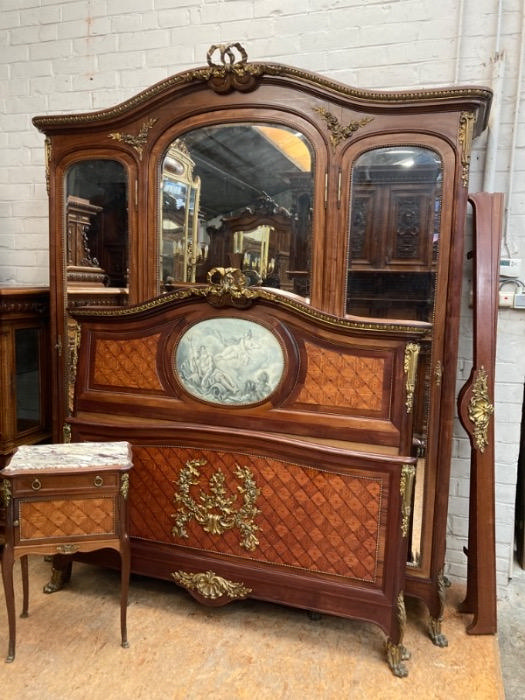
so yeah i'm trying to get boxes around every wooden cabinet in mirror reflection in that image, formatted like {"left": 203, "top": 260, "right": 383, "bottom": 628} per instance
{"left": 0, "top": 288, "right": 51, "bottom": 467}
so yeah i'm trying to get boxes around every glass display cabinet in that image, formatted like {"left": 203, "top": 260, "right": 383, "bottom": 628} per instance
{"left": 0, "top": 288, "right": 51, "bottom": 467}
{"left": 33, "top": 44, "right": 496, "bottom": 674}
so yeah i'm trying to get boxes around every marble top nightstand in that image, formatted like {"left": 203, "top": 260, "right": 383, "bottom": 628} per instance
{"left": 0, "top": 441, "right": 132, "bottom": 662}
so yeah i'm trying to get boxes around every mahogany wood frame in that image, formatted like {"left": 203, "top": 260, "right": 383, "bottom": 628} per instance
{"left": 32, "top": 44, "right": 495, "bottom": 646}
{"left": 457, "top": 192, "right": 503, "bottom": 635}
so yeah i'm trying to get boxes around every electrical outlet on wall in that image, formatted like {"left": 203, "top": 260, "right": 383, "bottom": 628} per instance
{"left": 514, "top": 292, "right": 525, "bottom": 309}
{"left": 499, "top": 289, "right": 515, "bottom": 307}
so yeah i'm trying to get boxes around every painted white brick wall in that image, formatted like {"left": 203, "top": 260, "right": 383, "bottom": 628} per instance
{"left": 2, "top": 0, "right": 524, "bottom": 595}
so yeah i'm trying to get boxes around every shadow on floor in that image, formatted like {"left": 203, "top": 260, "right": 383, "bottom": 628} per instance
{"left": 0, "top": 556, "right": 505, "bottom": 700}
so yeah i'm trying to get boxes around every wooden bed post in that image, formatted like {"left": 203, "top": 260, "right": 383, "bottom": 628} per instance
{"left": 457, "top": 191, "right": 503, "bottom": 634}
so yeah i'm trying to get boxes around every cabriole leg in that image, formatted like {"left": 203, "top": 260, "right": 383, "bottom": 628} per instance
{"left": 2, "top": 545, "right": 16, "bottom": 662}
{"left": 20, "top": 556, "right": 29, "bottom": 618}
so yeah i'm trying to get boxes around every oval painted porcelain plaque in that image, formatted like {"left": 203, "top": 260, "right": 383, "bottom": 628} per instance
{"left": 175, "top": 318, "right": 285, "bottom": 405}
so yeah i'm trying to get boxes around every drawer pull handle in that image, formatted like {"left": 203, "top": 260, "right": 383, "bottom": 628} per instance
{"left": 31, "top": 478, "right": 41, "bottom": 491}
{"left": 94, "top": 476, "right": 104, "bottom": 487}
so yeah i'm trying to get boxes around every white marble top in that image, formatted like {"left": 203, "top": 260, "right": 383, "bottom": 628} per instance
{"left": 5, "top": 442, "right": 132, "bottom": 471}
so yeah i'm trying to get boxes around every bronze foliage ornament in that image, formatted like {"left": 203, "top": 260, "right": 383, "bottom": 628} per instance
{"left": 314, "top": 106, "right": 374, "bottom": 148}
{"left": 459, "top": 111, "right": 475, "bottom": 187}
{"left": 0, "top": 479, "right": 11, "bottom": 507}
{"left": 205, "top": 267, "right": 258, "bottom": 308}
{"left": 108, "top": 117, "right": 158, "bottom": 159}
{"left": 172, "top": 458, "right": 262, "bottom": 551}
{"left": 55, "top": 544, "right": 79, "bottom": 555}
{"left": 44, "top": 137, "right": 52, "bottom": 195}
{"left": 434, "top": 359, "right": 443, "bottom": 387}
{"left": 400, "top": 464, "right": 416, "bottom": 538}
{"left": 385, "top": 591, "right": 410, "bottom": 677}
{"left": 120, "top": 473, "right": 130, "bottom": 500}
{"left": 67, "top": 319, "right": 81, "bottom": 416}
{"left": 171, "top": 569, "right": 252, "bottom": 601}
{"left": 468, "top": 365, "right": 494, "bottom": 453}
{"left": 403, "top": 342, "right": 420, "bottom": 414}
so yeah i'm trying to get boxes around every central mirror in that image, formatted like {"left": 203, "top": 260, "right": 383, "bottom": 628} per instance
{"left": 159, "top": 124, "right": 314, "bottom": 297}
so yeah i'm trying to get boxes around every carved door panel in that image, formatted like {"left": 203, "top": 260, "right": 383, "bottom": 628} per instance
{"left": 349, "top": 165, "right": 440, "bottom": 274}
{"left": 348, "top": 188, "right": 380, "bottom": 267}
{"left": 385, "top": 184, "right": 437, "bottom": 269}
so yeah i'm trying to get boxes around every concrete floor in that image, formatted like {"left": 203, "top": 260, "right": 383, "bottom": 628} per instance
{"left": 498, "top": 563, "right": 525, "bottom": 699}
{"left": 0, "top": 556, "right": 506, "bottom": 699}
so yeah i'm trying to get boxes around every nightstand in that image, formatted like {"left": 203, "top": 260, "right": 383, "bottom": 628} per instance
{"left": 0, "top": 441, "right": 132, "bottom": 662}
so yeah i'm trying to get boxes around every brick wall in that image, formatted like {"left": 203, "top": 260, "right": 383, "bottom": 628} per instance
{"left": 2, "top": 0, "right": 524, "bottom": 593}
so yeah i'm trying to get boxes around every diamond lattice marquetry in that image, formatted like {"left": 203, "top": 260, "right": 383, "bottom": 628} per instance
{"left": 19, "top": 498, "right": 115, "bottom": 540}
{"left": 130, "top": 446, "right": 387, "bottom": 584}
{"left": 295, "top": 342, "right": 385, "bottom": 412}
{"left": 93, "top": 335, "right": 162, "bottom": 390}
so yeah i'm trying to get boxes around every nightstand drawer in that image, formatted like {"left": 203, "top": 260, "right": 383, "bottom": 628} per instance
{"left": 17, "top": 495, "right": 117, "bottom": 542}
{"left": 11, "top": 471, "right": 119, "bottom": 497}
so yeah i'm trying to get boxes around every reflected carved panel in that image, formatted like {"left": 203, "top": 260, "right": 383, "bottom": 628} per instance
{"left": 66, "top": 195, "right": 106, "bottom": 286}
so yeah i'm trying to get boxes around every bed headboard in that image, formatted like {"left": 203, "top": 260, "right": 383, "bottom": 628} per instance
{"left": 71, "top": 269, "right": 430, "bottom": 453}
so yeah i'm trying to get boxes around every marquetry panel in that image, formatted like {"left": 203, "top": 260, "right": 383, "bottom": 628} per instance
{"left": 19, "top": 498, "right": 115, "bottom": 540}
{"left": 130, "top": 445, "right": 387, "bottom": 584}
{"left": 294, "top": 342, "right": 385, "bottom": 411}
{"left": 93, "top": 334, "right": 162, "bottom": 390}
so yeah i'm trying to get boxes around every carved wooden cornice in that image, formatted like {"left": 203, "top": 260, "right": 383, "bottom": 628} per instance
{"left": 0, "top": 301, "right": 47, "bottom": 315}
{"left": 0, "top": 288, "right": 49, "bottom": 316}
{"left": 32, "top": 44, "right": 492, "bottom": 135}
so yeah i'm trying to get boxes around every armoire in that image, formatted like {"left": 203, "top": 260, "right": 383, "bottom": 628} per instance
{"left": 31, "top": 43, "right": 499, "bottom": 676}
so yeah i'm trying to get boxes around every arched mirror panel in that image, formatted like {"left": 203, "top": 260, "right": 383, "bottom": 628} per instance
{"left": 347, "top": 146, "right": 443, "bottom": 323}
{"left": 159, "top": 124, "right": 314, "bottom": 298}
{"left": 345, "top": 145, "right": 444, "bottom": 572}
{"left": 63, "top": 159, "right": 129, "bottom": 423}
{"left": 65, "top": 159, "right": 129, "bottom": 290}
